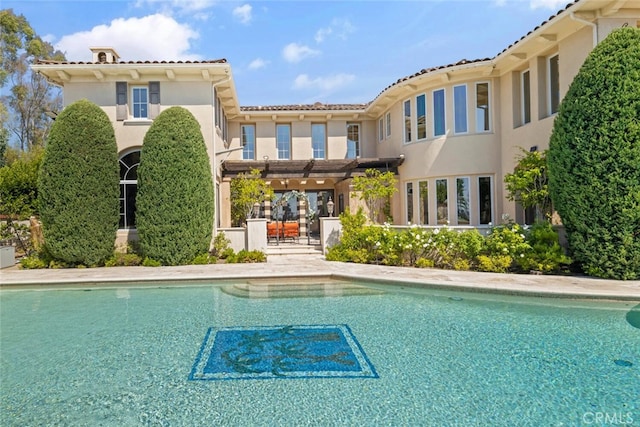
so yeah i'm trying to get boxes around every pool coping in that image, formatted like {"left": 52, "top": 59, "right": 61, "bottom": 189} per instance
{"left": 1, "top": 255, "right": 639, "bottom": 301}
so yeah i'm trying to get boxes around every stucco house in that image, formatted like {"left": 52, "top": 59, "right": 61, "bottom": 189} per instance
{"left": 31, "top": 0, "right": 640, "bottom": 246}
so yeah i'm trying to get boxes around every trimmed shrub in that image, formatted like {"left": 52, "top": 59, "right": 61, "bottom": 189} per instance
{"left": 38, "top": 99, "right": 119, "bottom": 266}
{"left": 136, "top": 107, "right": 214, "bottom": 265}
{"left": 0, "top": 147, "right": 43, "bottom": 219}
{"left": 548, "top": 27, "right": 640, "bottom": 280}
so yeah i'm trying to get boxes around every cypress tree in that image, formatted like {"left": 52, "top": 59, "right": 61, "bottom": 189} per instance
{"left": 548, "top": 27, "right": 640, "bottom": 279}
{"left": 38, "top": 99, "right": 119, "bottom": 265}
{"left": 136, "top": 107, "right": 214, "bottom": 265}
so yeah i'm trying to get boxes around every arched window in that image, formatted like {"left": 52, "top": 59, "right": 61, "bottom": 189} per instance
{"left": 119, "top": 150, "right": 140, "bottom": 229}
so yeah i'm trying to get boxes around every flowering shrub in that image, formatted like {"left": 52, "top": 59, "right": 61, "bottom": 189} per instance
{"left": 327, "top": 213, "right": 571, "bottom": 275}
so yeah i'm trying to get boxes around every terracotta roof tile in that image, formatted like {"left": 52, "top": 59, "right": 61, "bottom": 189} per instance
{"left": 34, "top": 59, "right": 227, "bottom": 65}
{"left": 240, "top": 102, "right": 369, "bottom": 112}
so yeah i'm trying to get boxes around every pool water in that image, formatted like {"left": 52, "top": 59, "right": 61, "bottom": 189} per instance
{"left": 1, "top": 281, "right": 638, "bottom": 426}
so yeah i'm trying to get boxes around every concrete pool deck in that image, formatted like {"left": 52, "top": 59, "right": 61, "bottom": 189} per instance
{"left": 1, "top": 254, "right": 639, "bottom": 301}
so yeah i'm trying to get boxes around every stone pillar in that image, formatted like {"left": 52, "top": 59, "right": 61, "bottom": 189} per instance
{"left": 320, "top": 217, "right": 342, "bottom": 255}
{"left": 246, "top": 218, "right": 267, "bottom": 252}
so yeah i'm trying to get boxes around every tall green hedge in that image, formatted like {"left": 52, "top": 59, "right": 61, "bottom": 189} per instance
{"left": 136, "top": 107, "right": 214, "bottom": 265}
{"left": 38, "top": 99, "right": 119, "bottom": 265}
{"left": 548, "top": 27, "right": 640, "bottom": 280}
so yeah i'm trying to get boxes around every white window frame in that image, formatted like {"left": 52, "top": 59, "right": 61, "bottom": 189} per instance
{"left": 435, "top": 178, "right": 448, "bottom": 225}
{"left": 276, "top": 124, "right": 291, "bottom": 160}
{"left": 455, "top": 176, "right": 471, "bottom": 225}
{"left": 385, "top": 111, "right": 391, "bottom": 138}
{"left": 433, "top": 88, "right": 446, "bottom": 137}
{"left": 311, "top": 123, "right": 326, "bottom": 159}
{"left": 241, "top": 124, "right": 256, "bottom": 160}
{"left": 548, "top": 54, "right": 560, "bottom": 116}
{"left": 347, "top": 123, "right": 360, "bottom": 159}
{"left": 478, "top": 176, "right": 494, "bottom": 225}
{"left": 131, "top": 86, "right": 148, "bottom": 119}
{"left": 475, "top": 82, "right": 491, "bottom": 133}
{"left": 406, "top": 182, "right": 414, "bottom": 224}
{"left": 403, "top": 99, "right": 412, "bottom": 144}
{"left": 521, "top": 69, "right": 531, "bottom": 125}
{"left": 453, "top": 84, "right": 468, "bottom": 135}
{"left": 416, "top": 93, "right": 427, "bottom": 140}
{"left": 378, "top": 118, "right": 384, "bottom": 142}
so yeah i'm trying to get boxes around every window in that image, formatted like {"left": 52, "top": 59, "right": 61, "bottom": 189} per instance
{"left": 453, "top": 85, "right": 467, "bottom": 134}
{"left": 456, "top": 177, "right": 470, "bottom": 225}
{"left": 436, "top": 178, "right": 448, "bottom": 224}
{"left": 433, "top": 89, "right": 446, "bottom": 137}
{"left": 478, "top": 176, "right": 493, "bottom": 225}
{"left": 132, "top": 86, "right": 148, "bottom": 119}
{"left": 403, "top": 99, "right": 412, "bottom": 143}
{"left": 312, "top": 123, "right": 326, "bottom": 159}
{"left": 215, "top": 89, "right": 228, "bottom": 143}
{"left": 386, "top": 112, "right": 391, "bottom": 138}
{"left": 419, "top": 181, "right": 429, "bottom": 225}
{"left": 475, "top": 82, "right": 490, "bottom": 132}
{"left": 116, "top": 82, "right": 159, "bottom": 121}
{"left": 347, "top": 123, "right": 360, "bottom": 159}
{"left": 416, "top": 94, "right": 427, "bottom": 140}
{"left": 378, "top": 118, "right": 384, "bottom": 142}
{"left": 521, "top": 70, "right": 531, "bottom": 125}
{"left": 119, "top": 150, "right": 140, "bottom": 229}
{"left": 406, "top": 182, "right": 413, "bottom": 224}
{"left": 548, "top": 54, "right": 560, "bottom": 115}
{"left": 276, "top": 124, "right": 291, "bottom": 159}
{"left": 241, "top": 124, "right": 255, "bottom": 160}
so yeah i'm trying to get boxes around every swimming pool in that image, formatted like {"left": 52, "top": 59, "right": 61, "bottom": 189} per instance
{"left": 1, "top": 279, "right": 638, "bottom": 426}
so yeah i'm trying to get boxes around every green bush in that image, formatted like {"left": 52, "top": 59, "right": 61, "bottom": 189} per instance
{"left": 225, "top": 249, "right": 266, "bottom": 263}
{"left": 548, "top": 27, "right": 640, "bottom": 280}
{"left": 142, "top": 257, "right": 162, "bottom": 267}
{"left": 211, "top": 232, "right": 231, "bottom": 258}
{"left": 38, "top": 99, "right": 119, "bottom": 266}
{"left": 104, "top": 252, "right": 143, "bottom": 267}
{"left": 136, "top": 107, "right": 214, "bottom": 265}
{"left": 192, "top": 253, "right": 217, "bottom": 265}
{"left": 0, "top": 148, "right": 43, "bottom": 219}
{"left": 476, "top": 255, "right": 513, "bottom": 273}
{"left": 516, "top": 222, "right": 571, "bottom": 274}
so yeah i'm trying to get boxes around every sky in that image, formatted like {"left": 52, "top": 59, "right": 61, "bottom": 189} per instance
{"left": 5, "top": 0, "right": 572, "bottom": 107}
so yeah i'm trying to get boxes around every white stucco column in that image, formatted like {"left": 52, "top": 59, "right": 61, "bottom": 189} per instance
{"left": 246, "top": 218, "right": 268, "bottom": 252}
{"left": 320, "top": 217, "right": 342, "bottom": 255}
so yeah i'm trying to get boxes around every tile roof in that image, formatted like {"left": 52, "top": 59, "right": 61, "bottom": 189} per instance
{"left": 34, "top": 59, "right": 228, "bottom": 65}
{"left": 239, "top": 102, "right": 369, "bottom": 112}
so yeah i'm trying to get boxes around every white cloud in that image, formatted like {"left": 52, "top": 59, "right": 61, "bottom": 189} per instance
{"left": 282, "top": 43, "right": 320, "bottom": 63}
{"left": 233, "top": 4, "right": 253, "bottom": 24}
{"left": 293, "top": 73, "right": 355, "bottom": 91}
{"left": 56, "top": 14, "right": 201, "bottom": 61}
{"left": 248, "top": 58, "right": 268, "bottom": 70}
{"left": 315, "top": 18, "right": 355, "bottom": 43}
{"left": 529, "top": 0, "right": 569, "bottom": 10}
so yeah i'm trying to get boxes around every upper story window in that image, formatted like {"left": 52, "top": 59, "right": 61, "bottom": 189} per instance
{"left": 215, "top": 89, "right": 228, "bottom": 143}
{"left": 385, "top": 111, "right": 391, "bottom": 138}
{"left": 347, "top": 123, "right": 360, "bottom": 159}
{"left": 548, "top": 54, "right": 560, "bottom": 115}
{"left": 453, "top": 85, "right": 468, "bottom": 134}
{"left": 521, "top": 70, "right": 531, "bottom": 125}
{"left": 403, "top": 99, "right": 412, "bottom": 143}
{"left": 276, "top": 124, "right": 291, "bottom": 160}
{"left": 311, "top": 123, "right": 326, "bottom": 159}
{"left": 433, "top": 89, "right": 446, "bottom": 137}
{"left": 378, "top": 118, "right": 384, "bottom": 142}
{"left": 116, "top": 82, "right": 159, "bottom": 121}
{"left": 132, "top": 87, "right": 148, "bottom": 119}
{"left": 241, "top": 124, "right": 255, "bottom": 160}
{"left": 475, "top": 82, "right": 490, "bottom": 132}
{"left": 416, "top": 94, "right": 427, "bottom": 140}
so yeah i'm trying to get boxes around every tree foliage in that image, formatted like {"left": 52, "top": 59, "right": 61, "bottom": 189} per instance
{"left": 0, "top": 146, "right": 43, "bottom": 218}
{"left": 230, "top": 168, "right": 274, "bottom": 226}
{"left": 504, "top": 148, "right": 551, "bottom": 221}
{"left": 1, "top": 9, "right": 66, "bottom": 151}
{"left": 548, "top": 27, "right": 640, "bottom": 280}
{"left": 38, "top": 99, "right": 119, "bottom": 266}
{"left": 136, "top": 107, "right": 214, "bottom": 265}
{"left": 352, "top": 168, "right": 398, "bottom": 223}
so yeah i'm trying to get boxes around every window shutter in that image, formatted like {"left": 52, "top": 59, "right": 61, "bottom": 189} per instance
{"left": 149, "top": 82, "right": 160, "bottom": 119}
{"left": 116, "top": 82, "right": 127, "bottom": 121}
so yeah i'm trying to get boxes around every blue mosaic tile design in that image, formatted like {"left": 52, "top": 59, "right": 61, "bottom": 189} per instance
{"left": 189, "top": 324, "right": 378, "bottom": 380}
